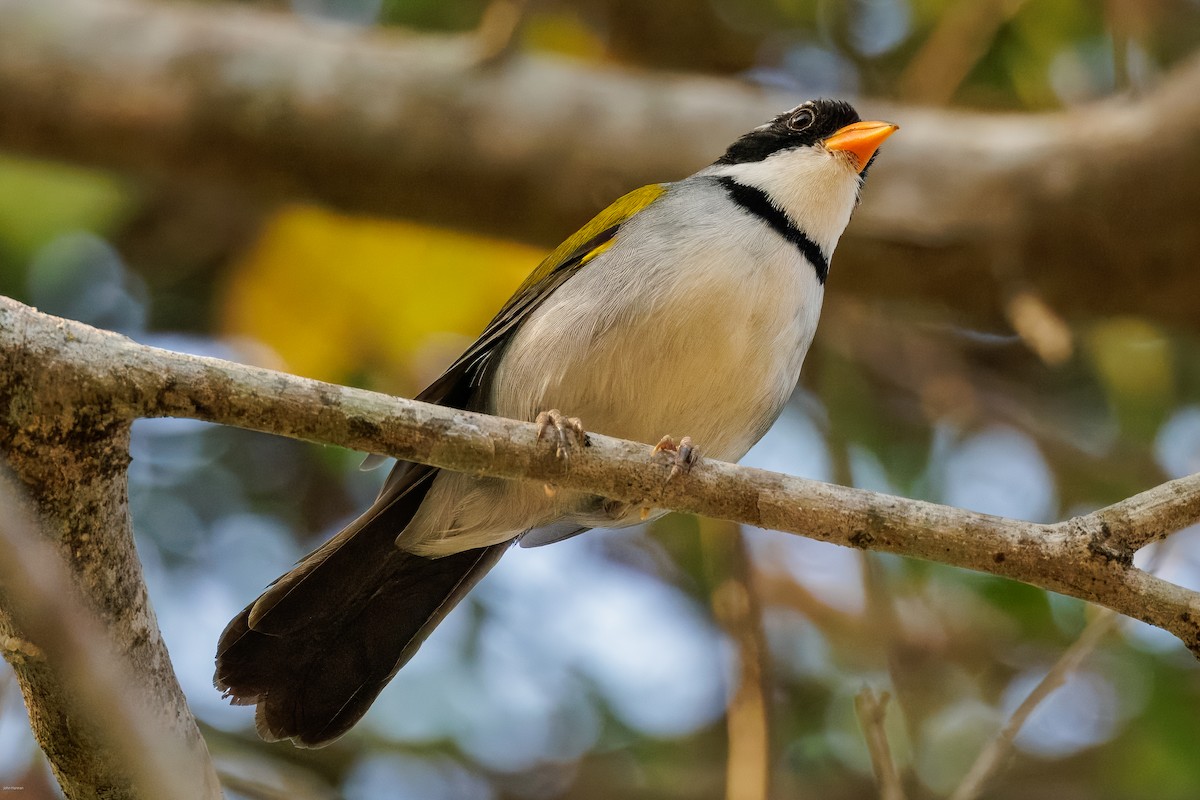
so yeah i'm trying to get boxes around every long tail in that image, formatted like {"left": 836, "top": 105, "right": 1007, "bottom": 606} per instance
{"left": 214, "top": 465, "right": 508, "bottom": 748}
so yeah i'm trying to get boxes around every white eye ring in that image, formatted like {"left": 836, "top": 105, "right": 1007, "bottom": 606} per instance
{"left": 788, "top": 108, "right": 815, "bottom": 132}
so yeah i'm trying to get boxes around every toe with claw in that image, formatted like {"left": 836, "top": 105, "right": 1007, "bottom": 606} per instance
{"left": 535, "top": 409, "right": 586, "bottom": 461}
{"left": 652, "top": 434, "right": 699, "bottom": 481}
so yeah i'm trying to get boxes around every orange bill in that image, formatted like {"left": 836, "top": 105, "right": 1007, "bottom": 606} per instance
{"left": 824, "top": 120, "right": 899, "bottom": 172}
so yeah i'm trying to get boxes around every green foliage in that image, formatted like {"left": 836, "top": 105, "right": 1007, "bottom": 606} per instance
{"left": 0, "top": 155, "right": 133, "bottom": 292}
{"left": 378, "top": 0, "right": 487, "bottom": 31}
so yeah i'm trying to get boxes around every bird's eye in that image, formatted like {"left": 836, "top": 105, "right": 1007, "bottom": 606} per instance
{"left": 787, "top": 108, "right": 815, "bottom": 131}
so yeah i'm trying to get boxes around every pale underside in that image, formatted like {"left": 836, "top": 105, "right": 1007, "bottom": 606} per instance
{"left": 400, "top": 146, "right": 861, "bottom": 556}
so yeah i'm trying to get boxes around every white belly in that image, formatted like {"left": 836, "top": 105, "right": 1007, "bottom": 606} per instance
{"left": 494, "top": 212, "right": 823, "bottom": 462}
{"left": 402, "top": 185, "right": 826, "bottom": 555}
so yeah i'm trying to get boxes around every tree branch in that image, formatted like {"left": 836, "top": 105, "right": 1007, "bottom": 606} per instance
{"left": 703, "top": 520, "right": 771, "bottom": 800}
{"left": 947, "top": 610, "right": 1120, "bottom": 800}
{"left": 2, "top": 0, "right": 1200, "bottom": 331}
{"left": 0, "top": 296, "right": 221, "bottom": 796}
{"left": 949, "top": 541, "right": 1171, "bottom": 800}
{"left": 3, "top": 292, "right": 1200, "bottom": 670}
{"left": 854, "top": 688, "right": 906, "bottom": 800}
{"left": 0, "top": 471, "right": 214, "bottom": 800}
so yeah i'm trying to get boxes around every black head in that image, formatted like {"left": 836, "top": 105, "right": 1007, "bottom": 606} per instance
{"left": 716, "top": 99, "right": 862, "bottom": 166}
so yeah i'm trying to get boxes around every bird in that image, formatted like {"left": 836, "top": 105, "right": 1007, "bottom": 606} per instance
{"left": 214, "top": 98, "right": 897, "bottom": 747}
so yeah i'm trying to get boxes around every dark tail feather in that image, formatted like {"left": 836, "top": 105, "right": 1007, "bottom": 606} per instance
{"left": 214, "top": 465, "right": 509, "bottom": 747}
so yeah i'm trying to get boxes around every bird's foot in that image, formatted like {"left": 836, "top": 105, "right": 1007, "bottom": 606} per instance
{"left": 652, "top": 434, "right": 699, "bottom": 482}
{"left": 536, "top": 409, "right": 586, "bottom": 461}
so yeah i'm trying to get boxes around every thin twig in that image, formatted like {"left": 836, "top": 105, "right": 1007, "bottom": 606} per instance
{"left": 855, "top": 687, "right": 906, "bottom": 800}
{"left": 703, "top": 520, "right": 771, "bottom": 800}
{"left": 218, "top": 770, "right": 333, "bottom": 800}
{"left": 947, "top": 609, "right": 1119, "bottom": 800}
{"left": 6, "top": 0, "right": 1200, "bottom": 334}
{"left": 896, "top": 0, "right": 1029, "bottom": 104}
{"left": 474, "top": 0, "right": 530, "bottom": 66}
{"left": 861, "top": 543, "right": 916, "bottom": 740}
{"left": 949, "top": 544, "right": 1173, "bottom": 800}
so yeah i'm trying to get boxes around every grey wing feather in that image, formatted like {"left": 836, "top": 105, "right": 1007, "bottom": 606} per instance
{"left": 519, "top": 522, "right": 591, "bottom": 548}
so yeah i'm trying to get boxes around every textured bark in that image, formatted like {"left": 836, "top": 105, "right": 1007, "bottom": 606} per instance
{"left": 0, "top": 473, "right": 218, "bottom": 800}
{"left": 1, "top": 0, "right": 1200, "bottom": 331}
{"left": 0, "top": 305, "right": 221, "bottom": 797}
{"left": 2, "top": 294, "right": 1199, "bottom": 669}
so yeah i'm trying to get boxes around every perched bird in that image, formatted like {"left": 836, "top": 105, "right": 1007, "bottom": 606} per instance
{"left": 215, "top": 98, "right": 897, "bottom": 747}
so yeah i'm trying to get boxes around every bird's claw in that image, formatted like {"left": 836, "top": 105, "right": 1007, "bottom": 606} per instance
{"left": 652, "top": 435, "right": 698, "bottom": 481}
{"left": 535, "top": 409, "right": 586, "bottom": 462}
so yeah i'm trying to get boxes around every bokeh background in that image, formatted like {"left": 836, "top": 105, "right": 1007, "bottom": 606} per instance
{"left": 3, "top": 0, "right": 1200, "bottom": 798}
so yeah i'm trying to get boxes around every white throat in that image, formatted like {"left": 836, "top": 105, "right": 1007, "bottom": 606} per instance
{"left": 700, "top": 146, "right": 862, "bottom": 259}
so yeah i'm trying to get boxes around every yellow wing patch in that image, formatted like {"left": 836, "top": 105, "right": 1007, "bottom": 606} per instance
{"left": 515, "top": 183, "right": 667, "bottom": 292}
{"left": 579, "top": 236, "right": 617, "bottom": 266}
{"left": 383, "top": 183, "right": 669, "bottom": 405}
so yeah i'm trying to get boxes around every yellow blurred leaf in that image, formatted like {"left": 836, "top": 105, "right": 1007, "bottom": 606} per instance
{"left": 1085, "top": 317, "right": 1173, "bottom": 403}
{"left": 523, "top": 10, "right": 607, "bottom": 60}
{"left": 220, "top": 204, "right": 543, "bottom": 391}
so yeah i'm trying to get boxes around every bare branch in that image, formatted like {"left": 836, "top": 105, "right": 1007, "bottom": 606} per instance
{"left": 0, "top": 471, "right": 219, "bottom": 799}
{"left": 703, "top": 520, "right": 771, "bottom": 800}
{"left": 3, "top": 294, "right": 1199, "bottom": 661}
{"left": 2, "top": 0, "right": 1200, "bottom": 331}
{"left": 896, "top": 0, "right": 1029, "bottom": 104}
{"left": 1083, "top": 474, "right": 1200, "bottom": 556}
{"left": 947, "top": 610, "right": 1120, "bottom": 800}
{"left": 948, "top": 544, "right": 1170, "bottom": 800}
{"left": 0, "top": 297, "right": 221, "bottom": 798}
{"left": 854, "top": 688, "right": 906, "bottom": 800}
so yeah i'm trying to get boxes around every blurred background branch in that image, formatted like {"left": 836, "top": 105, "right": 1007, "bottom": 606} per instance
{"left": 949, "top": 541, "right": 1170, "bottom": 800}
{"left": 948, "top": 608, "right": 1120, "bottom": 800}
{"left": 4, "top": 0, "right": 1200, "bottom": 333}
{"left": 702, "top": 520, "right": 771, "bottom": 800}
{"left": 854, "top": 688, "right": 905, "bottom": 800}
{"left": 896, "top": 0, "right": 1030, "bottom": 104}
